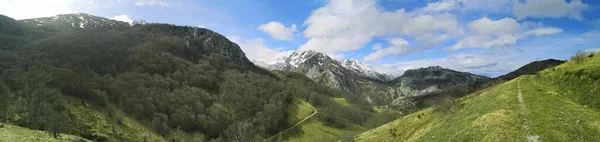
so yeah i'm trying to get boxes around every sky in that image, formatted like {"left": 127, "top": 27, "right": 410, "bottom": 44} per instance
{"left": 1, "top": 0, "right": 600, "bottom": 77}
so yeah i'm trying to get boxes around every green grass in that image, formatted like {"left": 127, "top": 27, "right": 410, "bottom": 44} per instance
{"left": 0, "top": 123, "right": 91, "bottom": 142}
{"left": 274, "top": 97, "right": 368, "bottom": 142}
{"left": 355, "top": 54, "right": 600, "bottom": 142}
{"left": 333, "top": 97, "right": 351, "bottom": 106}
{"left": 65, "top": 97, "right": 166, "bottom": 142}
{"left": 287, "top": 97, "right": 315, "bottom": 124}
{"left": 280, "top": 120, "right": 366, "bottom": 142}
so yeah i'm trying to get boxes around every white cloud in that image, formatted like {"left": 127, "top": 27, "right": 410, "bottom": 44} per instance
{"left": 135, "top": 0, "right": 169, "bottom": 7}
{"left": 364, "top": 38, "right": 409, "bottom": 61}
{"left": 451, "top": 17, "right": 562, "bottom": 50}
{"left": 0, "top": 0, "right": 76, "bottom": 20}
{"left": 585, "top": 48, "right": 600, "bottom": 53}
{"left": 378, "top": 33, "right": 600, "bottom": 77}
{"left": 513, "top": 0, "right": 588, "bottom": 20}
{"left": 525, "top": 28, "right": 563, "bottom": 36}
{"left": 374, "top": 53, "right": 503, "bottom": 76}
{"left": 458, "top": 0, "right": 512, "bottom": 12}
{"left": 227, "top": 36, "right": 294, "bottom": 64}
{"left": 299, "top": 0, "right": 462, "bottom": 57}
{"left": 421, "top": 0, "right": 460, "bottom": 13}
{"left": 257, "top": 21, "right": 297, "bottom": 41}
{"left": 468, "top": 17, "right": 520, "bottom": 35}
{"left": 111, "top": 15, "right": 133, "bottom": 24}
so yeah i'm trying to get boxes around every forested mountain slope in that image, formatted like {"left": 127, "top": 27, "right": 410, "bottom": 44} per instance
{"left": 355, "top": 52, "right": 600, "bottom": 141}
{"left": 0, "top": 13, "right": 392, "bottom": 141}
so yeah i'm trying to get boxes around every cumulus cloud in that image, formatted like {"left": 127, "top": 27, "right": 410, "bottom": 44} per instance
{"left": 0, "top": 0, "right": 75, "bottom": 20}
{"left": 513, "top": 0, "right": 588, "bottom": 20}
{"left": 257, "top": 21, "right": 297, "bottom": 41}
{"left": 111, "top": 15, "right": 133, "bottom": 24}
{"left": 525, "top": 28, "right": 563, "bottom": 36}
{"left": 450, "top": 17, "right": 562, "bottom": 50}
{"left": 420, "top": 0, "right": 460, "bottom": 13}
{"left": 374, "top": 53, "right": 504, "bottom": 76}
{"left": 364, "top": 38, "right": 409, "bottom": 61}
{"left": 299, "top": 0, "right": 462, "bottom": 57}
{"left": 459, "top": 0, "right": 512, "bottom": 12}
{"left": 135, "top": 0, "right": 169, "bottom": 7}
{"left": 227, "top": 36, "right": 294, "bottom": 64}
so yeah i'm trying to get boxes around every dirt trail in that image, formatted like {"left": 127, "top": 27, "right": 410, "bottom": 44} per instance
{"left": 265, "top": 102, "right": 318, "bottom": 141}
{"left": 517, "top": 79, "right": 539, "bottom": 142}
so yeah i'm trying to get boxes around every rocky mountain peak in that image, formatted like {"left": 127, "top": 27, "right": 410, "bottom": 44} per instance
{"left": 255, "top": 50, "right": 392, "bottom": 81}
{"left": 19, "top": 13, "right": 130, "bottom": 31}
{"left": 287, "top": 50, "right": 330, "bottom": 67}
{"left": 132, "top": 19, "right": 148, "bottom": 25}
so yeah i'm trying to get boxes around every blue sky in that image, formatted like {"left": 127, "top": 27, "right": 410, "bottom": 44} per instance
{"left": 1, "top": 0, "right": 600, "bottom": 77}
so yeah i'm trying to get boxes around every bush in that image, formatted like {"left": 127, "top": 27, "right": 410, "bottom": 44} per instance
{"left": 432, "top": 95, "right": 457, "bottom": 113}
{"left": 571, "top": 50, "right": 592, "bottom": 64}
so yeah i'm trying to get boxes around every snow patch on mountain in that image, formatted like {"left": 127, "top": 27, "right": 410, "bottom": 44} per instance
{"left": 19, "top": 13, "right": 130, "bottom": 30}
{"left": 341, "top": 59, "right": 392, "bottom": 80}
{"left": 253, "top": 50, "right": 394, "bottom": 81}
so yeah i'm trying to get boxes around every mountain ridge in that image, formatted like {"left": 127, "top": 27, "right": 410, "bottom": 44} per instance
{"left": 255, "top": 50, "right": 394, "bottom": 81}
{"left": 355, "top": 52, "right": 600, "bottom": 141}
{"left": 253, "top": 50, "right": 490, "bottom": 108}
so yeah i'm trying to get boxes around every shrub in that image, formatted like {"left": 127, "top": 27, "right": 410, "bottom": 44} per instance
{"left": 571, "top": 50, "right": 592, "bottom": 64}
{"left": 432, "top": 95, "right": 457, "bottom": 113}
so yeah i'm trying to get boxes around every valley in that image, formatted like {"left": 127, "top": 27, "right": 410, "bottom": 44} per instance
{"left": 0, "top": 7, "right": 598, "bottom": 142}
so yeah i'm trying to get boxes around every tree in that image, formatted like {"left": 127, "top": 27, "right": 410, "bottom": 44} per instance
{"left": 0, "top": 81, "right": 12, "bottom": 122}
{"left": 225, "top": 121, "right": 260, "bottom": 142}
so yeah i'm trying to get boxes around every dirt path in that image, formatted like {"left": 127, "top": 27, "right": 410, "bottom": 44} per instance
{"left": 517, "top": 79, "right": 539, "bottom": 142}
{"left": 265, "top": 102, "right": 318, "bottom": 141}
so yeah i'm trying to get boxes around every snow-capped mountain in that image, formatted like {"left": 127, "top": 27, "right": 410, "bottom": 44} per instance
{"left": 341, "top": 59, "right": 393, "bottom": 81}
{"left": 255, "top": 50, "right": 393, "bottom": 81}
{"left": 20, "top": 13, "right": 130, "bottom": 31}
{"left": 252, "top": 50, "right": 489, "bottom": 107}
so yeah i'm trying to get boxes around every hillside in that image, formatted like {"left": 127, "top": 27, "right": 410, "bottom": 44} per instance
{"left": 0, "top": 13, "right": 393, "bottom": 141}
{"left": 496, "top": 59, "right": 566, "bottom": 81}
{"left": 355, "top": 52, "right": 600, "bottom": 141}
{"left": 399, "top": 59, "right": 565, "bottom": 112}
{"left": 0, "top": 123, "right": 91, "bottom": 142}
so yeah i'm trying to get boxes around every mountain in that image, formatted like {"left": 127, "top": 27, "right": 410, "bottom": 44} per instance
{"left": 496, "top": 59, "right": 566, "bottom": 81}
{"left": 398, "top": 59, "right": 565, "bottom": 111}
{"left": 354, "top": 52, "right": 600, "bottom": 141}
{"left": 390, "top": 66, "right": 488, "bottom": 93}
{"left": 0, "top": 13, "right": 397, "bottom": 142}
{"left": 257, "top": 50, "right": 393, "bottom": 81}
{"left": 254, "top": 50, "right": 489, "bottom": 108}
{"left": 20, "top": 13, "right": 130, "bottom": 31}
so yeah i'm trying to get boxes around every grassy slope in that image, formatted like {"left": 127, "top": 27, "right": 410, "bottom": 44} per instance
{"left": 356, "top": 54, "right": 600, "bottom": 142}
{"left": 283, "top": 120, "right": 366, "bottom": 142}
{"left": 65, "top": 97, "right": 165, "bottom": 142}
{"left": 287, "top": 97, "right": 315, "bottom": 124}
{"left": 0, "top": 96, "right": 164, "bottom": 142}
{"left": 0, "top": 124, "right": 90, "bottom": 142}
{"left": 333, "top": 97, "right": 351, "bottom": 106}
{"left": 275, "top": 97, "right": 368, "bottom": 142}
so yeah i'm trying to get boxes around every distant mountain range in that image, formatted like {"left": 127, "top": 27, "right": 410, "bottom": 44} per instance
{"left": 253, "top": 50, "right": 490, "bottom": 107}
